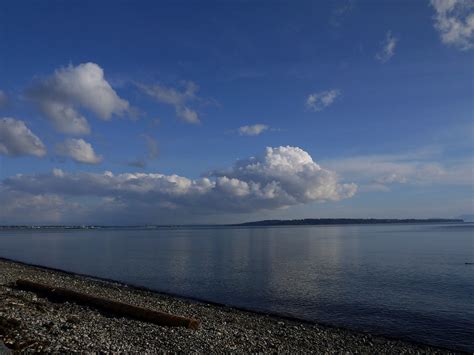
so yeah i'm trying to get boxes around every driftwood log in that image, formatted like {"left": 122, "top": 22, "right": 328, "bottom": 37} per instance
{"left": 15, "top": 279, "right": 200, "bottom": 329}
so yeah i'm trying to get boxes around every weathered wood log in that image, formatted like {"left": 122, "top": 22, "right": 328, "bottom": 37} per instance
{"left": 15, "top": 279, "right": 199, "bottom": 329}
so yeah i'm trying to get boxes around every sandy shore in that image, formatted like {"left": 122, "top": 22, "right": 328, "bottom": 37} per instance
{"left": 0, "top": 258, "right": 461, "bottom": 353}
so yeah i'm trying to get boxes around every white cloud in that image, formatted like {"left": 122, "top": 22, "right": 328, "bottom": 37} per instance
{"left": 0, "top": 90, "right": 8, "bottom": 108}
{"left": 0, "top": 190, "right": 74, "bottom": 224}
{"left": 1, "top": 146, "right": 356, "bottom": 223}
{"left": 138, "top": 81, "right": 201, "bottom": 124}
{"left": 210, "top": 146, "right": 357, "bottom": 204}
{"left": 324, "top": 150, "right": 473, "bottom": 191}
{"left": 306, "top": 89, "right": 341, "bottom": 112}
{"left": 176, "top": 106, "right": 199, "bottom": 123}
{"left": 39, "top": 101, "right": 91, "bottom": 135}
{"left": 430, "top": 0, "right": 474, "bottom": 50}
{"left": 238, "top": 124, "right": 269, "bottom": 136}
{"left": 375, "top": 31, "right": 398, "bottom": 63}
{"left": 0, "top": 117, "right": 46, "bottom": 157}
{"left": 56, "top": 138, "right": 102, "bottom": 164}
{"left": 27, "top": 62, "right": 130, "bottom": 134}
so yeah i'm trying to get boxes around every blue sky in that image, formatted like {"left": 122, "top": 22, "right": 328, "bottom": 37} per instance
{"left": 0, "top": 0, "right": 473, "bottom": 224}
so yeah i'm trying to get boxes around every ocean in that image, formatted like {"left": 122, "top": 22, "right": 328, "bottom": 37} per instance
{"left": 0, "top": 223, "right": 472, "bottom": 351}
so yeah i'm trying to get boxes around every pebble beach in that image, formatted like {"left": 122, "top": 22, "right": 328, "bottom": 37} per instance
{"left": 0, "top": 258, "right": 461, "bottom": 353}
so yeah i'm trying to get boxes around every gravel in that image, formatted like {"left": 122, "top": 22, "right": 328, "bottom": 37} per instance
{"left": 0, "top": 259, "right": 461, "bottom": 353}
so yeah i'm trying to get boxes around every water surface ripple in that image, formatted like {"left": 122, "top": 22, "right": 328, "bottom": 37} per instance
{"left": 0, "top": 223, "right": 472, "bottom": 351}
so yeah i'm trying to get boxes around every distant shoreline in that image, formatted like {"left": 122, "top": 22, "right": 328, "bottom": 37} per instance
{"left": 232, "top": 218, "right": 464, "bottom": 227}
{"left": 0, "top": 218, "right": 465, "bottom": 230}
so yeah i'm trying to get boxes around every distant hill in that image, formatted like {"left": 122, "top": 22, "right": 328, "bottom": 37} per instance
{"left": 233, "top": 218, "right": 464, "bottom": 227}
{"left": 458, "top": 214, "right": 474, "bottom": 222}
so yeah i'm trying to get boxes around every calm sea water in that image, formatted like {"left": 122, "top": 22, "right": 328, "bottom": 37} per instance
{"left": 0, "top": 223, "right": 472, "bottom": 351}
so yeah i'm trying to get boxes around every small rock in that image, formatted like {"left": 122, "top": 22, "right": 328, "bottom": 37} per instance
{"left": 66, "top": 316, "right": 81, "bottom": 324}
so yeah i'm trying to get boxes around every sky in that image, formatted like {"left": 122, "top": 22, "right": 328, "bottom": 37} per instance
{"left": 0, "top": 0, "right": 473, "bottom": 225}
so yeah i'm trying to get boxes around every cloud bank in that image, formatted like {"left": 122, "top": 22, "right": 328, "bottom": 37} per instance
{"left": 430, "top": 0, "right": 474, "bottom": 50}
{"left": 0, "top": 146, "right": 357, "bottom": 224}
{"left": 0, "top": 117, "right": 46, "bottom": 157}
{"left": 27, "top": 62, "right": 130, "bottom": 134}
{"left": 324, "top": 149, "right": 473, "bottom": 191}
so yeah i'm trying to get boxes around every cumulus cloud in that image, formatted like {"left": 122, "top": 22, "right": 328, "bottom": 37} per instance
{"left": 56, "top": 138, "right": 102, "bottom": 164}
{"left": 0, "top": 90, "right": 8, "bottom": 108}
{"left": 138, "top": 81, "right": 201, "bottom": 124}
{"left": 1, "top": 146, "right": 356, "bottom": 223}
{"left": 430, "top": 0, "right": 474, "bottom": 50}
{"left": 238, "top": 124, "right": 269, "bottom": 136}
{"left": 375, "top": 31, "right": 398, "bottom": 62}
{"left": 26, "top": 62, "right": 130, "bottom": 134}
{"left": 0, "top": 117, "right": 46, "bottom": 157}
{"left": 210, "top": 146, "right": 357, "bottom": 205}
{"left": 306, "top": 90, "right": 341, "bottom": 112}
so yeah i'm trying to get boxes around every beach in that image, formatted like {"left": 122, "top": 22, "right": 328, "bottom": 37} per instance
{"left": 0, "top": 258, "right": 460, "bottom": 353}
